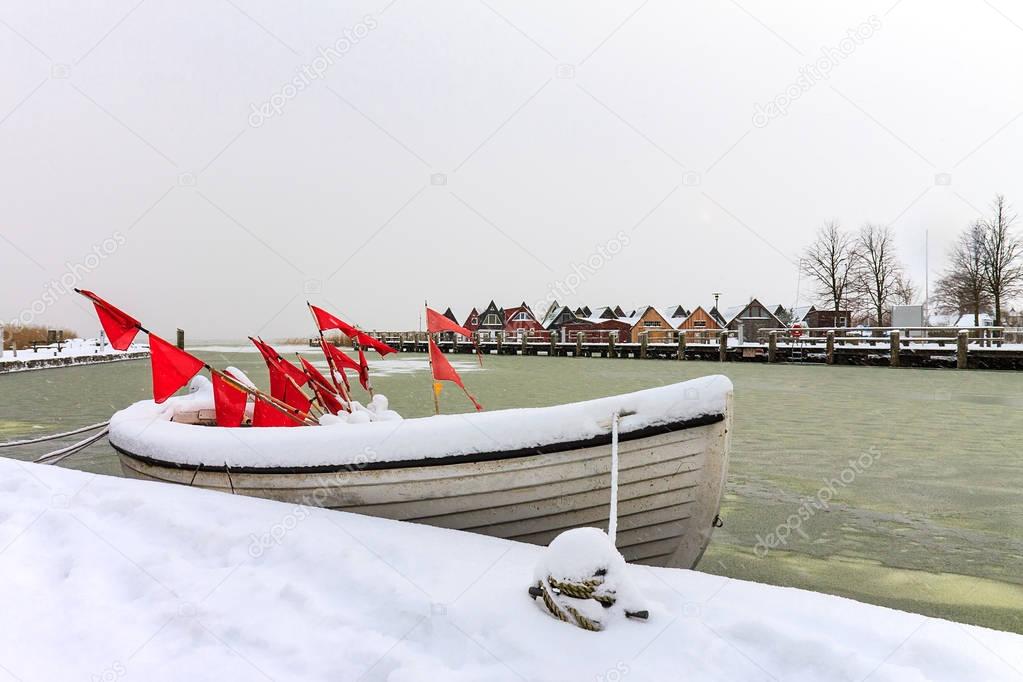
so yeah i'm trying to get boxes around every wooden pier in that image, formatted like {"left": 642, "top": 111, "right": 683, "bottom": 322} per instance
{"left": 347, "top": 326, "right": 1023, "bottom": 371}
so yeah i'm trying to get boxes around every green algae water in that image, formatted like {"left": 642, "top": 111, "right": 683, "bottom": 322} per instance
{"left": 2, "top": 347, "right": 1021, "bottom": 633}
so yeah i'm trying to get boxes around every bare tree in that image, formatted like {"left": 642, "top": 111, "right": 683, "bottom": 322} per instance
{"left": 980, "top": 195, "right": 1023, "bottom": 327}
{"left": 801, "top": 221, "right": 858, "bottom": 312}
{"left": 933, "top": 222, "right": 990, "bottom": 325}
{"left": 853, "top": 224, "right": 908, "bottom": 325}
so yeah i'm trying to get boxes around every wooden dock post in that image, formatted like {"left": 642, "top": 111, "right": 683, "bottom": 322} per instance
{"left": 957, "top": 330, "right": 969, "bottom": 369}
{"left": 176, "top": 328, "right": 185, "bottom": 349}
{"left": 608, "top": 334, "right": 616, "bottom": 359}
{"left": 496, "top": 333, "right": 503, "bottom": 355}
{"left": 677, "top": 331, "right": 686, "bottom": 360}
{"left": 826, "top": 330, "right": 835, "bottom": 365}
{"left": 520, "top": 332, "right": 528, "bottom": 356}
{"left": 576, "top": 332, "right": 584, "bottom": 357}
{"left": 718, "top": 331, "right": 727, "bottom": 362}
{"left": 889, "top": 330, "right": 900, "bottom": 368}
{"left": 549, "top": 335, "right": 557, "bottom": 357}
{"left": 639, "top": 332, "right": 648, "bottom": 359}
{"left": 768, "top": 332, "right": 777, "bottom": 363}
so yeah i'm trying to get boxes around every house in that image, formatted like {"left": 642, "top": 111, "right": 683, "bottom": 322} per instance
{"left": 677, "top": 306, "right": 722, "bottom": 342}
{"left": 719, "top": 298, "right": 785, "bottom": 342}
{"left": 542, "top": 304, "right": 579, "bottom": 331}
{"left": 560, "top": 317, "right": 632, "bottom": 341}
{"left": 442, "top": 307, "right": 459, "bottom": 325}
{"left": 503, "top": 302, "right": 544, "bottom": 337}
{"left": 463, "top": 301, "right": 504, "bottom": 338}
{"left": 804, "top": 308, "right": 851, "bottom": 328}
{"left": 625, "top": 305, "right": 673, "bottom": 343}
{"left": 929, "top": 312, "right": 995, "bottom": 328}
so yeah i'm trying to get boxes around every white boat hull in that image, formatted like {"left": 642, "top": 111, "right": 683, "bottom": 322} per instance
{"left": 114, "top": 400, "right": 731, "bottom": 568}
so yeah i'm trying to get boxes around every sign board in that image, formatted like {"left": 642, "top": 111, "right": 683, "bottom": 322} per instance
{"left": 891, "top": 305, "right": 924, "bottom": 336}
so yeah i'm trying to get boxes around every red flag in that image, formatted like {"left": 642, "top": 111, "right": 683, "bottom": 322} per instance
{"left": 280, "top": 379, "right": 312, "bottom": 413}
{"left": 252, "top": 338, "right": 308, "bottom": 387}
{"left": 76, "top": 289, "right": 140, "bottom": 350}
{"left": 357, "top": 346, "right": 371, "bottom": 391}
{"left": 429, "top": 338, "right": 483, "bottom": 411}
{"left": 355, "top": 332, "right": 397, "bottom": 357}
{"left": 427, "top": 307, "right": 472, "bottom": 337}
{"left": 318, "top": 339, "right": 352, "bottom": 393}
{"left": 310, "top": 379, "right": 344, "bottom": 415}
{"left": 149, "top": 334, "right": 205, "bottom": 403}
{"left": 252, "top": 396, "right": 302, "bottom": 427}
{"left": 212, "top": 372, "right": 247, "bottom": 427}
{"left": 310, "top": 304, "right": 397, "bottom": 356}
{"left": 299, "top": 356, "right": 332, "bottom": 392}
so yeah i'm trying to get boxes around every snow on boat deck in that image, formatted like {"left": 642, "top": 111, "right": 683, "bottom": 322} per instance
{"left": 1, "top": 459, "right": 1020, "bottom": 681}
{"left": 110, "top": 375, "right": 733, "bottom": 469}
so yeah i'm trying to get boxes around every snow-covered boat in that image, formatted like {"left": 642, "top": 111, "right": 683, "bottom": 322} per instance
{"left": 109, "top": 375, "right": 733, "bottom": 568}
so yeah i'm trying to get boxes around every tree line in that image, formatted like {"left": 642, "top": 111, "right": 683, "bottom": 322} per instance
{"left": 801, "top": 195, "right": 1022, "bottom": 326}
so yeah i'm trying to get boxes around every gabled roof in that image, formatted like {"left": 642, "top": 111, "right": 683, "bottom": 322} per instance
{"left": 709, "top": 306, "right": 727, "bottom": 326}
{"left": 679, "top": 306, "right": 722, "bottom": 329}
{"left": 661, "top": 305, "right": 688, "bottom": 320}
{"left": 791, "top": 305, "right": 815, "bottom": 324}
{"left": 721, "top": 298, "right": 785, "bottom": 326}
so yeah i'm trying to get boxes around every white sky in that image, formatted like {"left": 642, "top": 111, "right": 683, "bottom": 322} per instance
{"left": 2, "top": 0, "right": 1022, "bottom": 338}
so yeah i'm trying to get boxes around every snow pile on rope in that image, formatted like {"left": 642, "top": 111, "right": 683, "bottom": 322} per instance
{"left": 530, "top": 528, "right": 649, "bottom": 631}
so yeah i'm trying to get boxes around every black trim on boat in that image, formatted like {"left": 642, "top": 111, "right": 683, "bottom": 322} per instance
{"left": 111, "top": 412, "right": 726, "bottom": 475}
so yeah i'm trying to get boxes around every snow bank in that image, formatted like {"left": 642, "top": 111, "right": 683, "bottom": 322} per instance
{"left": 109, "top": 375, "right": 733, "bottom": 468}
{"left": 1, "top": 458, "right": 1019, "bottom": 681}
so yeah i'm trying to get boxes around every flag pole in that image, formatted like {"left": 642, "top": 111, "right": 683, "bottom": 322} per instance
{"left": 306, "top": 302, "right": 352, "bottom": 410}
{"left": 426, "top": 301, "right": 440, "bottom": 415}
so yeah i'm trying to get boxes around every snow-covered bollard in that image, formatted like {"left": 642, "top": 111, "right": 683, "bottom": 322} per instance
{"left": 529, "top": 528, "right": 648, "bottom": 632}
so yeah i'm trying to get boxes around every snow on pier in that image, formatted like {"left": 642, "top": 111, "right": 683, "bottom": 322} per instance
{"left": 0, "top": 337, "right": 148, "bottom": 374}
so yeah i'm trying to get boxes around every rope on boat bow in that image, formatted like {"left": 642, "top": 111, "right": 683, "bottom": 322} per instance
{"left": 0, "top": 421, "right": 109, "bottom": 448}
{"left": 33, "top": 429, "right": 109, "bottom": 465}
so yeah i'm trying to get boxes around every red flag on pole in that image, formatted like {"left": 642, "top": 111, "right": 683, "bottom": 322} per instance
{"left": 426, "top": 307, "right": 472, "bottom": 337}
{"left": 252, "top": 396, "right": 301, "bottom": 427}
{"left": 149, "top": 334, "right": 205, "bottom": 403}
{"left": 299, "top": 356, "right": 344, "bottom": 415}
{"left": 357, "top": 346, "right": 371, "bottom": 391}
{"left": 310, "top": 304, "right": 397, "bottom": 356}
{"left": 76, "top": 289, "right": 141, "bottom": 350}
{"left": 212, "top": 372, "right": 247, "bottom": 427}
{"left": 299, "top": 356, "right": 332, "bottom": 392}
{"left": 319, "top": 340, "right": 352, "bottom": 393}
{"left": 429, "top": 338, "right": 483, "bottom": 411}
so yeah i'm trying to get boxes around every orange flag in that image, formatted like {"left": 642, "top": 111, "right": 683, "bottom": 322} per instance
{"left": 429, "top": 338, "right": 482, "bottom": 411}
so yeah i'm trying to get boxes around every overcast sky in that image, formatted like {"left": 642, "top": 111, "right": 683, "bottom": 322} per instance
{"left": 2, "top": 0, "right": 1022, "bottom": 339}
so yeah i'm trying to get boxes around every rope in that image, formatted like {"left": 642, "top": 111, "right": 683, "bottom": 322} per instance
{"left": 609, "top": 411, "right": 620, "bottom": 545}
{"left": 33, "top": 429, "right": 109, "bottom": 465}
{"left": 529, "top": 570, "right": 618, "bottom": 632}
{"left": 0, "top": 421, "right": 109, "bottom": 448}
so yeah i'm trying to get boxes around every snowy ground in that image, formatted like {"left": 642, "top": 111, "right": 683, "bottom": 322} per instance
{"left": 0, "top": 337, "right": 148, "bottom": 363}
{"left": 1, "top": 458, "right": 1021, "bottom": 681}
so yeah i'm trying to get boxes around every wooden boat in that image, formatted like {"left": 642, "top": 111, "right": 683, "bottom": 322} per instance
{"left": 109, "top": 375, "right": 733, "bottom": 568}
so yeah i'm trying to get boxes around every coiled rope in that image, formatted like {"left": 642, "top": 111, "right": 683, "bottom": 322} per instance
{"left": 529, "top": 570, "right": 616, "bottom": 631}
{"left": 0, "top": 421, "right": 109, "bottom": 448}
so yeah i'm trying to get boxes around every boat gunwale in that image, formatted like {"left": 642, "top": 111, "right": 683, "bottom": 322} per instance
{"left": 111, "top": 411, "right": 726, "bottom": 475}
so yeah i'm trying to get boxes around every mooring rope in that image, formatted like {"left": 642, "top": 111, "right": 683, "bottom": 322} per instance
{"left": 0, "top": 421, "right": 109, "bottom": 448}
{"left": 33, "top": 429, "right": 109, "bottom": 465}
